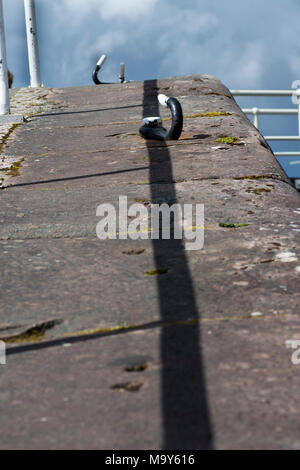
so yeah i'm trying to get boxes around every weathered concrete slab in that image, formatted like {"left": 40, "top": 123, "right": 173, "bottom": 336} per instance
{"left": 0, "top": 224, "right": 299, "bottom": 338}
{"left": 1, "top": 315, "right": 300, "bottom": 450}
{"left": 1, "top": 178, "right": 299, "bottom": 239}
{"left": 0, "top": 130, "right": 289, "bottom": 187}
{"left": 0, "top": 75, "right": 299, "bottom": 335}
{"left": 1, "top": 77, "right": 290, "bottom": 189}
{"left": 0, "top": 75, "right": 300, "bottom": 450}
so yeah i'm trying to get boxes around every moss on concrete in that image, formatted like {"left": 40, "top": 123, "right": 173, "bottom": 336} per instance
{"left": 216, "top": 136, "right": 239, "bottom": 144}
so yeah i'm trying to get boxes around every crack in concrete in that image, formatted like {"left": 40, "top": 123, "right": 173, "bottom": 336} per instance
{"left": 4, "top": 312, "right": 291, "bottom": 353}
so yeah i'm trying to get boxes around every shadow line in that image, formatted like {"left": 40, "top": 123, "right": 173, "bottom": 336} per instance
{"left": 3, "top": 166, "right": 149, "bottom": 189}
{"left": 34, "top": 104, "right": 143, "bottom": 118}
{"left": 4, "top": 319, "right": 197, "bottom": 356}
{"left": 143, "top": 79, "right": 213, "bottom": 450}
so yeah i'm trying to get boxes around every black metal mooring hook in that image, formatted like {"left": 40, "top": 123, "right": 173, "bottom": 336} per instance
{"left": 139, "top": 94, "right": 183, "bottom": 141}
{"left": 92, "top": 54, "right": 126, "bottom": 85}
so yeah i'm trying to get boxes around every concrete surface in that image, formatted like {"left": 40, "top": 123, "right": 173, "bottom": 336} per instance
{"left": 0, "top": 75, "right": 299, "bottom": 449}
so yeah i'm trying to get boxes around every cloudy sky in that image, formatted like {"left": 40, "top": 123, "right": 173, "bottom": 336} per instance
{"left": 3, "top": 0, "right": 300, "bottom": 175}
{"left": 4, "top": 0, "right": 300, "bottom": 89}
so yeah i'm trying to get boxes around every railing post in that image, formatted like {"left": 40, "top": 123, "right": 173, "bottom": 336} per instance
{"left": 0, "top": 0, "right": 10, "bottom": 114}
{"left": 252, "top": 107, "right": 259, "bottom": 129}
{"left": 24, "top": 0, "right": 41, "bottom": 87}
{"left": 119, "top": 63, "right": 125, "bottom": 83}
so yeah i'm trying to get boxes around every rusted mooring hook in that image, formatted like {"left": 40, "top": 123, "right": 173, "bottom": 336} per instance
{"left": 92, "top": 54, "right": 125, "bottom": 85}
{"left": 139, "top": 94, "right": 183, "bottom": 141}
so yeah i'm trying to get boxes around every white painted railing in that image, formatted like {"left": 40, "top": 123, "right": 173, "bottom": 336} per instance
{"left": 230, "top": 90, "right": 294, "bottom": 96}
{"left": 0, "top": 0, "right": 10, "bottom": 114}
{"left": 0, "top": 0, "right": 40, "bottom": 118}
{"left": 24, "top": 0, "right": 41, "bottom": 88}
{"left": 230, "top": 89, "right": 300, "bottom": 157}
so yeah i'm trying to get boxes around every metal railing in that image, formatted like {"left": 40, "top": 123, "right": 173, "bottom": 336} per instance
{"left": 0, "top": 0, "right": 40, "bottom": 119}
{"left": 0, "top": 0, "right": 10, "bottom": 115}
{"left": 92, "top": 54, "right": 127, "bottom": 85}
{"left": 230, "top": 89, "right": 300, "bottom": 155}
{"left": 230, "top": 88, "right": 300, "bottom": 188}
{"left": 24, "top": 0, "right": 41, "bottom": 88}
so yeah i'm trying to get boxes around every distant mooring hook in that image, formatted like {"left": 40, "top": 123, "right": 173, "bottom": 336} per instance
{"left": 139, "top": 94, "right": 183, "bottom": 141}
{"left": 92, "top": 54, "right": 126, "bottom": 85}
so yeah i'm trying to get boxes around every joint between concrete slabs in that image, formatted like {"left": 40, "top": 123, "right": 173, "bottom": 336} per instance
{"left": 3, "top": 312, "right": 291, "bottom": 351}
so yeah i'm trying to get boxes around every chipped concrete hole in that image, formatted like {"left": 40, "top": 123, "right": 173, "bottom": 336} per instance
{"left": 219, "top": 222, "right": 249, "bottom": 229}
{"left": 0, "top": 318, "right": 63, "bottom": 343}
{"left": 110, "top": 363, "right": 148, "bottom": 392}
{"left": 110, "top": 382, "right": 144, "bottom": 393}
{"left": 121, "top": 249, "right": 146, "bottom": 255}
{"left": 109, "top": 355, "right": 150, "bottom": 392}
{"left": 124, "top": 363, "right": 148, "bottom": 372}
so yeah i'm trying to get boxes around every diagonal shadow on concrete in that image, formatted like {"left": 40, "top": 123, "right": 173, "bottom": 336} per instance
{"left": 2, "top": 166, "right": 149, "bottom": 189}
{"left": 142, "top": 79, "right": 213, "bottom": 450}
{"left": 34, "top": 104, "right": 143, "bottom": 118}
